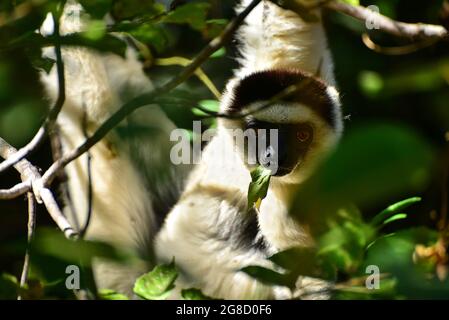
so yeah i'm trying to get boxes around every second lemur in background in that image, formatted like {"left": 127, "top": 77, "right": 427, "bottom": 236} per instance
{"left": 155, "top": 0, "right": 343, "bottom": 299}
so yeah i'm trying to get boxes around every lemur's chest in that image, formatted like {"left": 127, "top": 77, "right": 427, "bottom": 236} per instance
{"left": 258, "top": 189, "right": 314, "bottom": 251}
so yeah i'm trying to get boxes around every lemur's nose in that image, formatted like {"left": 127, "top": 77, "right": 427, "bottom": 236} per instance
{"left": 258, "top": 129, "right": 290, "bottom": 176}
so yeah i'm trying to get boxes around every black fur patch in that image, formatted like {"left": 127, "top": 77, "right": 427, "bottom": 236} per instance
{"left": 228, "top": 69, "right": 338, "bottom": 129}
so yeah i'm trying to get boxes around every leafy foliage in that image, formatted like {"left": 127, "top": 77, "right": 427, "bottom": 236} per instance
{"left": 133, "top": 260, "right": 178, "bottom": 300}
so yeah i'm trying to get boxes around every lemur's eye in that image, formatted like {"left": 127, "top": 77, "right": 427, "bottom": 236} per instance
{"left": 297, "top": 129, "right": 311, "bottom": 142}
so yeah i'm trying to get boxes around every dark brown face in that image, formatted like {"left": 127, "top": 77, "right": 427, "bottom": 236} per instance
{"left": 244, "top": 119, "right": 314, "bottom": 176}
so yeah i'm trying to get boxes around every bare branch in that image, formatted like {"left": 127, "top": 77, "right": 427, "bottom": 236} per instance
{"left": 361, "top": 33, "right": 439, "bottom": 55}
{"left": 17, "top": 192, "right": 36, "bottom": 300}
{"left": 324, "top": 1, "right": 448, "bottom": 41}
{"left": 0, "top": 137, "right": 77, "bottom": 239}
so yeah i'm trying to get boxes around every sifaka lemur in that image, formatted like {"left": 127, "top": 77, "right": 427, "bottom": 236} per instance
{"left": 40, "top": 0, "right": 343, "bottom": 299}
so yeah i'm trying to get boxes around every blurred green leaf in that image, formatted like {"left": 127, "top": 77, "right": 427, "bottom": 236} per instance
{"left": 359, "top": 71, "right": 384, "bottom": 97}
{"left": 268, "top": 247, "right": 318, "bottom": 278}
{"left": 334, "top": 278, "right": 397, "bottom": 300}
{"left": 339, "top": 0, "right": 359, "bottom": 5}
{"left": 181, "top": 288, "right": 214, "bottom": 300}
{"left": 0, "top": 273, "right": 18, "bottom": 300}
{"left": 133, "top": 261, "right": 178, "bottom": 300}
{"left": 79, "top": 0, "right": 112, "bottom": 19}
{"left": 192, "top": 99, "right": 220, "bottom": 116}
{"left": 112, "top": 0, "right": 165, "bottom": 21}
{"left": 129, "top": 24, "right": 169, "bottom": 53}
{"left": 290, "top": 123, "right": 434, "bottom": 234}
{"left": 83, "top": 20, "right": 107, "bottom": 41}
{"left": 163, "top": 2, "right": 210, "bottom": 31}
{"left": 240, "top": 265, "right": 296, "bottom": 289}
{"left": 0, "top": 101, "right": 42, "bottom": 146}
{"left": 371, "top": 197, "right": 421, "bottom": 227}
{"left": 99, "top": 289, "right": 129, "bottom": 300}
{"left": 30, "top": 229, "right": 134, "bottom": 266}
{"left": 210, "top": 47, "right": 226, "bottom": 59}
{"left": 364, "top": 228, "right": 449, "bottom": 299}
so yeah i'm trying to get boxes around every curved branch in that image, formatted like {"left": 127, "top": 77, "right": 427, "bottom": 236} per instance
{"left": 324, "top": 1, "right": 448, "bottom": 41}
{"left": 0, "top": 137, "right": 77, "bottom": 239}
{"left": 0, "top": 181, "right": 31, "bottom": 200}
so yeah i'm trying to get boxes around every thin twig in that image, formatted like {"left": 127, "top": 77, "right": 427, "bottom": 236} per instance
{"left": 155, "top": 57, "right": 221, "bottom": 99}
{"left": 0, "top": 12, "right": 65, "bottom": 174}
{"left": 0, "top": 181, "right": 31, "bottom": 200}
{"left": 17, "top": 192, "right": 37, "bottom": 300}
{"left": 0, "top": 137, "right": 77, "bottom": 239}
{"left": 361, "top": 33, "right": 439, "bottom": 55}
{"left": 324, "top": 1, "right": 448, "bottom": 41}
{"left": 79, "top": 101, "right": 93, "bottom": 238}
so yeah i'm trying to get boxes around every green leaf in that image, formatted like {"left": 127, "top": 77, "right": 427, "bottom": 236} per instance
{"left": 128, "top": 24, "right": 169, "bottom": 53}
{"left": 79, "top": 0, "right": 112, "bottom": 19}
{"left": 240, "top": 266, "right": 296, "bottom": 289}
{"left": 99, "top": 289, "right": 129, "bottom": 300}
{"left": 112, "top": 0, "right": 165, "bottom": 21}
{"left": 181, "top": 288, "right": 214, "bottom": 300}
{"left": 192, "top": 99, "right": 220, "bottom": 116}
{"left": 371, "top": 197, "right": 421, "bottom": 226}
{"left": 83, "top": 20, "right": 107, "bottom": 41}
{"left": 382, "top": 213, "right": 407, "bottom": 225}
{"left": 339, "top": 0, "right": 360, "bottom": 5}
{"left": 247, "top": 166, "right": 272, "bottom": 212}
{"left": 30, "top": 228, "right": 133, "bottom": 266}
{"left": 0, "top": 273, "right": 19, "bottom": 299}
{"left": 359, "top": 71, "right": 384, "bottom": 97}
{"left": 268, "top": 247, "right": 318, "bottom": 277}
{"left": 163, "top": 2, "right": 211, "bottom": 31}
{"left": 210, "top": 47, "right": 226, "bottom": 59}
{"left": 133, "top": 261, "right": 178, "bottom": 300}
{"left": 290, "top": 123, "right": 433, "bottom": 235}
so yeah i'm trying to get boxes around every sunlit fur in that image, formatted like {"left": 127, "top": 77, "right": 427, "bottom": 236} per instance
{"left": 155, "top": 0, "right": 343, "bottom": 299}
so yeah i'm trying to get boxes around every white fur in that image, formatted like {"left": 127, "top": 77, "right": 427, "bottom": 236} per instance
{"left": 42, "top": 0, "right": 340, "bottom": 299}
{"left": 155, "top": 1, "right": 341, "bottom": 299}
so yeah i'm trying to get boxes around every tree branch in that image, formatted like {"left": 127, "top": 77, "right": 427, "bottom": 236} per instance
{"left": 17, "top": 192, "right": 36, "bottom": 300}
{"left": 324, "top": 1, "right": 448, "bottom": 41}
{"left": 0, "top": 137, "right": 77, "bottom": 239}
